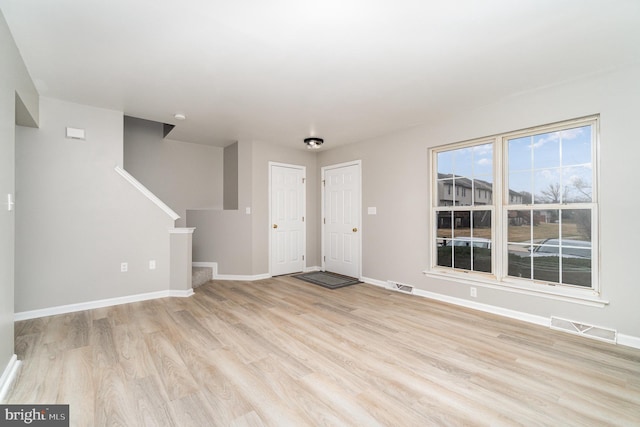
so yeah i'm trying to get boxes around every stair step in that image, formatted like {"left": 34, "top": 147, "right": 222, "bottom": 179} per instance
{"left": 192, "top": 266, "right": 213, "bottom": 288}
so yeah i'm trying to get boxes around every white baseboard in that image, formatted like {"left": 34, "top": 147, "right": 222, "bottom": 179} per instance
{"left": 0, "top": 354, "right": 20, "bottom": 403}
{"left": 195, "top": 261, "right": 324, "bottom": 281}
{"left": 618, "top": 333, "right": 640, "bottom": 349}
{"left": 361, "top": 277, "right": 640, "bottom": 350}
{"left": 193, "top": 262, "right": 218, "bottom": 276}
{"left": 361, "top": 276, "right": 387, "bottom": 288}
{"left": 193, "top": 261, "right": 270, "bottom": 281}
{"left": 214, "top": 273, "right": 272, "bottom": 281}
{"left": 412, "top": 288, "right": 549, "bottom": 327}
{"left": 170, "top": 289, "right": 194, "bottom": 298}
{"left": 15, "top": 288, "right": 194, "bottom": 321}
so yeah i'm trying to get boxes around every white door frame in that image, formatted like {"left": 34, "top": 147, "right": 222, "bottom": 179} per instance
{"left": 321, "top": 160, "right": 362, "bottom": 278}
{"left": 268, "top": 161, "right": 306, "bottom": 276}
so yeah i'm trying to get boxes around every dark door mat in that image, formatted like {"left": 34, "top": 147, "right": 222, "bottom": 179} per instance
{"left": 292, "top": 271, "right": 361, "bottom": 289}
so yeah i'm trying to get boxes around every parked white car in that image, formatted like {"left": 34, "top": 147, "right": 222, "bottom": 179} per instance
{"left": 443, "top": 237, "right": 491, "bottom": 248}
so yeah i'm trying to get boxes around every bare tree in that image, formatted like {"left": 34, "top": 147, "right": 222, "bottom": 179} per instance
{"left": 573, "top": 210, "right": 591, "bottom": 240}
{"left": 567, "top": 178, "right": 592, "bottom": 238}
{"left": 520, "top": 191, "right": 533, "bottom": 204}
{"left": 539, "top": 183, "right": 567, "bottom": 204}
{"left": 569, "top": 177, "right": 592, "bottom": 202}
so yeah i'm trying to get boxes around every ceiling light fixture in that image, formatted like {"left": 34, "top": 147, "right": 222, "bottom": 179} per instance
{"left": 174, "top": 113, "right": 186, "bottom": 121}
{"left": 304, "top": 137, "right": 323, "bottom": 149}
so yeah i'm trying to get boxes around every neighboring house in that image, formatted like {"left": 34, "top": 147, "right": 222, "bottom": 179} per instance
{"left": 437, "top": 173, "right": 523, "bottom": 207}
{"left": 437, "top": 173, "right": 491, "bottom": 206}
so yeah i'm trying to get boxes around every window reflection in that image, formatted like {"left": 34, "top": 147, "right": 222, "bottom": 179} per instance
{"left": 437, "top": 144, "right": 493, "bottom": 207}
{"left": 452, "top": 211, "right": 471, "bottom": 238}
{"left": 473, "top": 143, "right": 493, "bottom": 175}
{"left": 533, "top": 131, "right": 560, "bottom": 169}
{"left": 532, "top": 210, "right": 559, "bottom": 241}
{"left": 437, "top": 151, "right": 453, "bottom": 175}
{"left": 563, "top": 166, "right": 592, "bottom": 203}
{"left": 533, "top": 253, "right": 560, "bottom": 283}
{"left": 435, "top": 209, "right": 492, "bottom": 273}
{"left": 561, "top": 126, "right": 592, "bottom": 166}
{"left": 508, "top": 172, "right": 531, "bottom": 200}
{"left": 534, "top": 171, "right": 562, "bottom": 204}
{"left": 562, "top": 210, "right": 591, "bottom": 242}
{"left": 472, "top": 211, "right": 492, "bottom": 272}
{"left": 433, "top": 119, "right": 596, "bottom": 292}
{"left": 437, "top": 175, "right": 493, "bottom": 207}
{"left": 506, "top": 208, "right": 592, "bottom": 287}
{"left": 454, "top": 147, "right": 473, "bottom": 179}
{"left": 508, "top": 246, "right": 531, "bottom": 279}
{"left": 508, "top": 210, "right": 531, "bottom": 243}
{"left": 508, "top": 136, "right": 531, "bottom": 172}
{"left": 507, "top": 124, "right": 592, "bottom": 206}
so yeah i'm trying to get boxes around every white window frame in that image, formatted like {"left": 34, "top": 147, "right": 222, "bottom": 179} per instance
{"left": 425, "top": 116, "right": 605, "bottom": 307}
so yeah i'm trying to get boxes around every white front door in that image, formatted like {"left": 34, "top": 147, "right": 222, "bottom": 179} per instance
{"left": 270, "top": 163, "right": 305, "bottom": 276}
{"left": 323, "top": 162, "right": 361, "bottom": 278}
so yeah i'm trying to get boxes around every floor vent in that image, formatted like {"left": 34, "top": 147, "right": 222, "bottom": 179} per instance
{"left": 387, "top": 281, "right": 414, "bottom": 294}
{"left": 550, "top": 316, "right": 617, "bottom": 344}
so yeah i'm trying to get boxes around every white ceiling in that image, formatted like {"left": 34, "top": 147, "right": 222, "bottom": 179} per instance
{"left": 1, "top": 0, "right": 639, "bottom": 149}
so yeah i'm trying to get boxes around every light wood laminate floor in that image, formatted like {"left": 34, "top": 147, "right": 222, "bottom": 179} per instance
{"left": 7, "top": 277, "right": 640, "bottom": 426}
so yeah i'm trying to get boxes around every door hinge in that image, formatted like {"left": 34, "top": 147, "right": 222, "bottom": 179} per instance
{"left": 302, "top": 216, "right": 305, "bottom": 222}
{"left": 323, "top": 218, "right": 326, "bottom": 224}
{"left": 323, "top": 256, "right": 326, "bottom": 262}
{"left": 322, "top": 179, "right": 325, "bottom": 187}
{"left": 302, "top": 255, "right": 305, "bottom": 261}
{"left": 302, "top": 177, "right": 306, "bottom": 184}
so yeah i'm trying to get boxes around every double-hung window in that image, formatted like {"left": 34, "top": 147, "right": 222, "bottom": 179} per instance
{"left": 429, "top": 116, "right": 599, "bottom": 301}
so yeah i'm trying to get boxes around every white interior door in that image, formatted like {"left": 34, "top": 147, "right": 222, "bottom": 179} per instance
{"left": 270, "top": 163, "right": 305, "bottom": 276}
{"left": 323, "top": 162, "right": 361, "bottom": 278}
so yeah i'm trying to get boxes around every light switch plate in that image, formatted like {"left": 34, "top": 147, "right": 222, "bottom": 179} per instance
{"left": 368, "top": 207, "right": 377, "bottom": 215}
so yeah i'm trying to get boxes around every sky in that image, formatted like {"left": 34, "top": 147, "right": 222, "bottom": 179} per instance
{"left": 437, "top": 124, "right": 593, "bottom": 204}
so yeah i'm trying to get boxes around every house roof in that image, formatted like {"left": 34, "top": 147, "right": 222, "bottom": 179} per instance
{"left": 438, "top": 173, "right": 522, "bottom": 196}
{"left": 438, "top": 174, "right": 492, "bottom": 191}
{"left": 1, "top": 0, "right": 639, "bottom": 148}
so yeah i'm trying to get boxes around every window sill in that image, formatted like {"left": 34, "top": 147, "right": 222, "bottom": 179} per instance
{"left": 422, "top": 269, "right": 609, "bottom": 308}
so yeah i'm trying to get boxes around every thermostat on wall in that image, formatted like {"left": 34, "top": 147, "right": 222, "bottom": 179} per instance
{"left": 66, "top": 127, "right": 85, "bottom": 140}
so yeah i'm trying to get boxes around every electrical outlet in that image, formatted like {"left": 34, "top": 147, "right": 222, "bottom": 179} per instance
{"left": 149, "top": 260, "right": 156, "bottom": 270}
{"left": 121, "top": 262, "right": 128, "bottom": 272}
{"left": 470, "top": 287, "right": 477, "bottom": 298}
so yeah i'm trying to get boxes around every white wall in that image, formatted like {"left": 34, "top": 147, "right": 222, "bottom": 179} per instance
{"left": 188, "top": 139, "right": 319, "bottom": 275}
{"left": 318, "top": 64, "right": 640, "bottom": 338}
{"left": 188, "top": 140, "right": 254, "bottom": 274}
{"left": 15, "top": 98, "right": 175, "bottom": 312}
{"left": 124, "top": 116, "right": 224, "bottom": 227}
{"left": 188, "top": 209, "right": 253, "bottom": 274}
{"left": 0, "top": 10, "right": 38, "bottom": 379}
